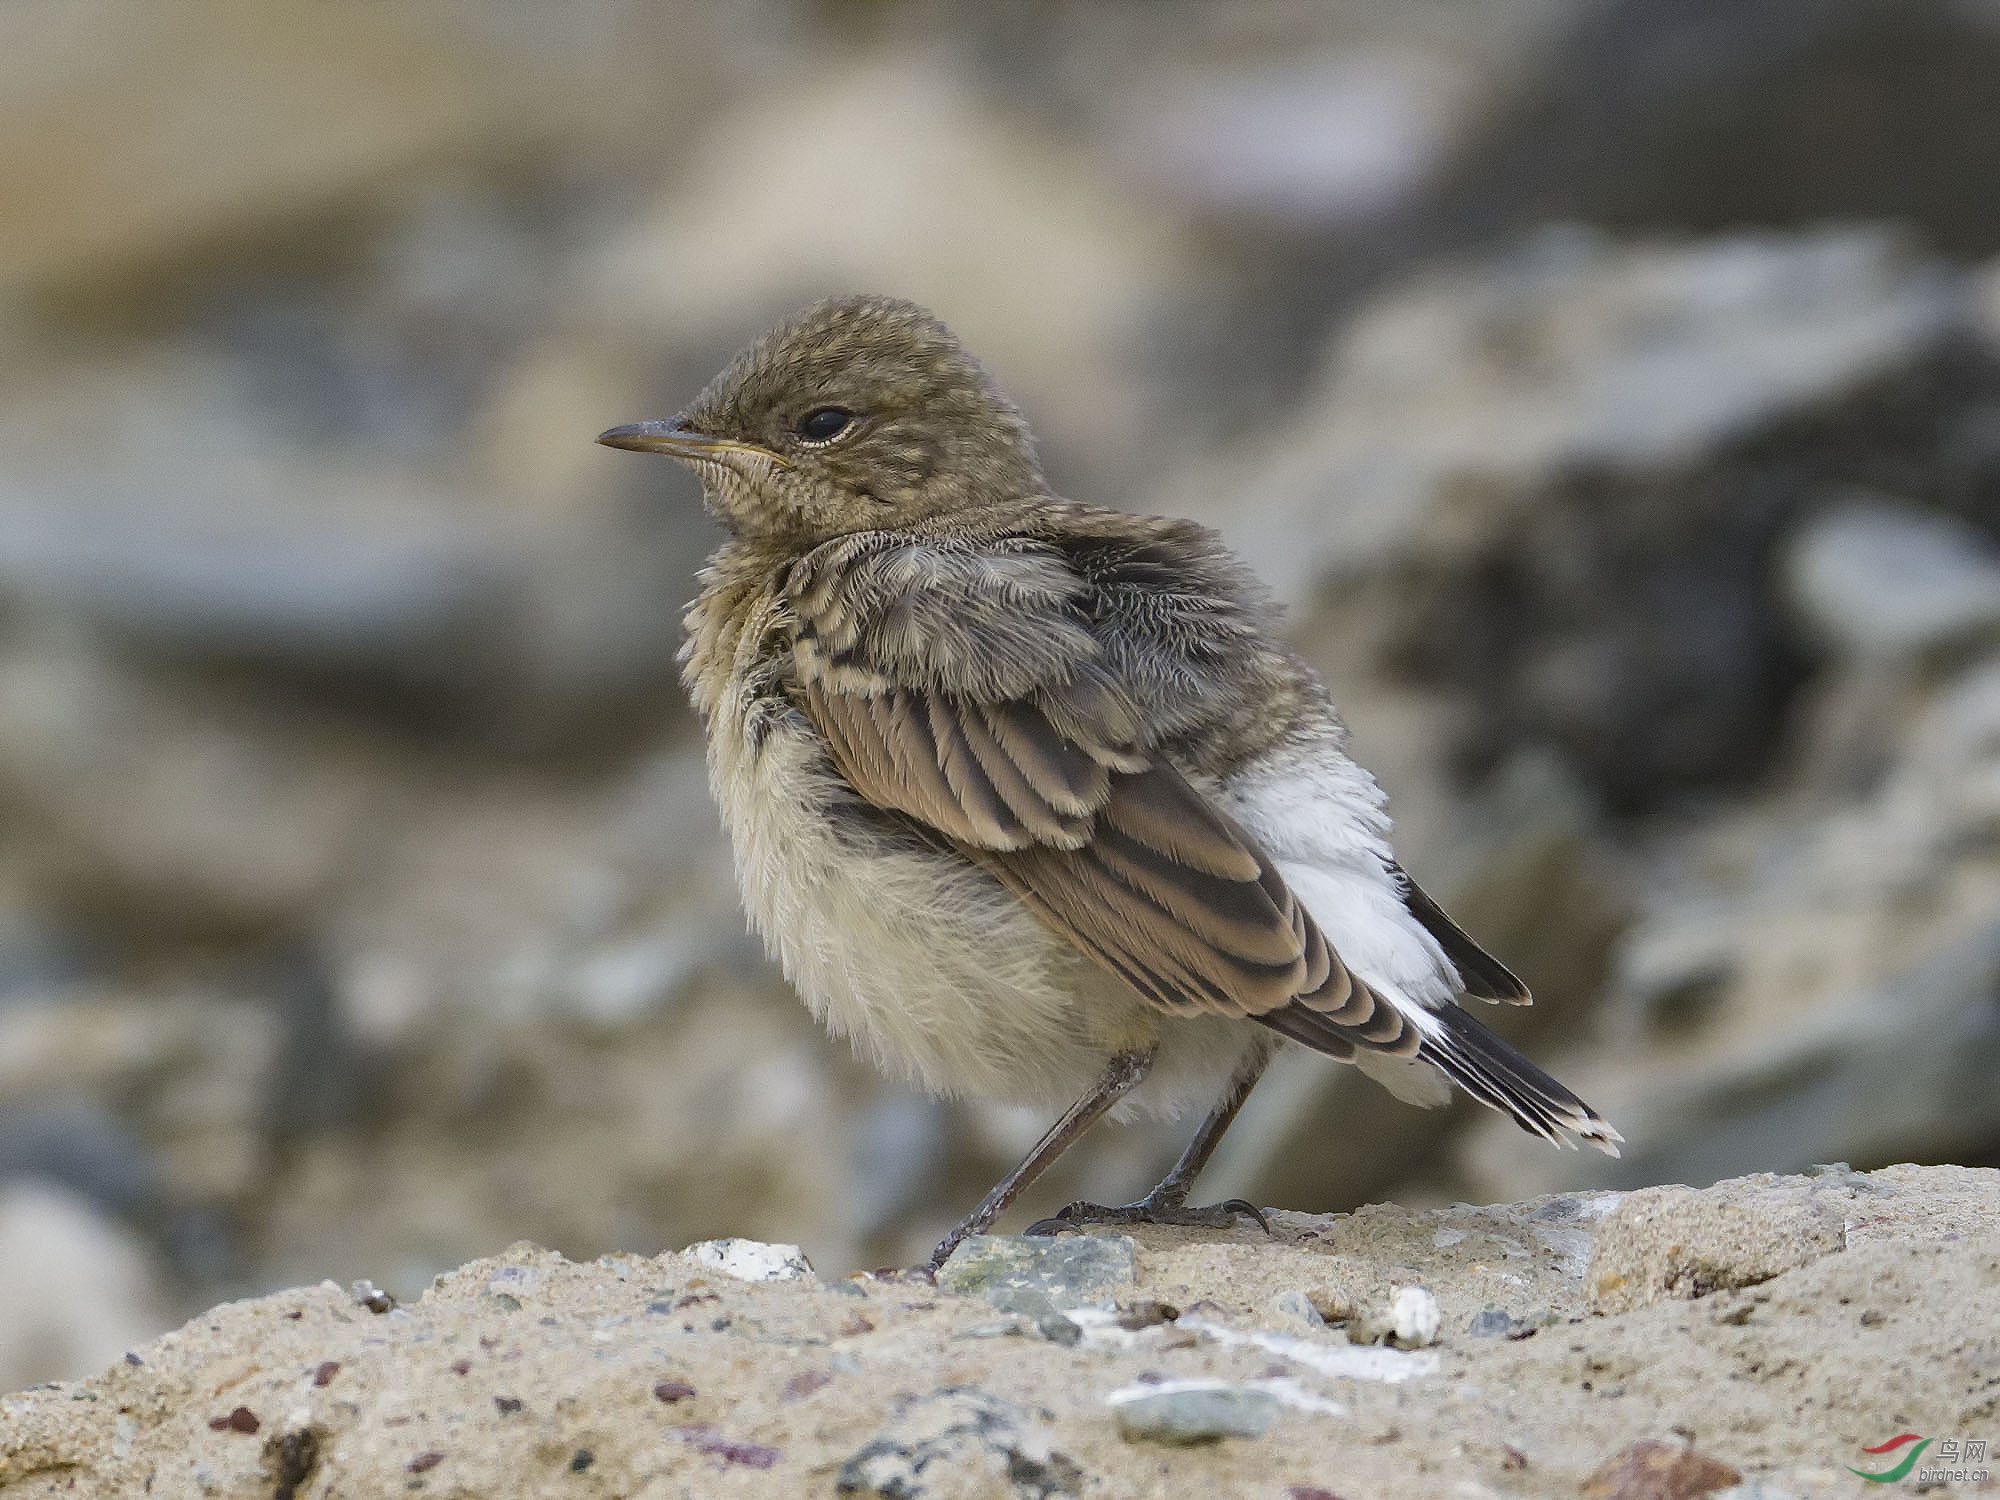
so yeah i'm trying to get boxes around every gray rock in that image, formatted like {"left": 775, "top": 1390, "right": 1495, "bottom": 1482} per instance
{"left": 935, "top": 1234, "right": 1136, "bottom": 1312}
{"left": 1162, "top": 227, "right": 1960, "bottom": 608}
{"left": 1619, "top": 922, "right": 2000, "bottom": 1191}
{"left": 1464, "top": 652, "right": 2000, "bottom": 1203}
{"left": 1401, "top": 0, "right": 2000, "bottom": 267}
{"left": 1104, "top": 56, "right": 1463, "bottom": 231}
{"left": 1266, "top": 1287, "right": 1327, "bottom": 1330}
{"left": 1030, "top": 1311, "right": 1083, "bottom": 1347}
{"left": 836, "top": 1387, "right": 1084, "bottom": 1498}
{"left": 0, "top": 510, "right": 511, "bottom": 690}
{"left": 1108, "top": 1380, "right": 1280, "bottom": 1445}
{"left": 0, "top": 1100, "right": 156, "bottom": 1221}
{"left": 1781, "top": 495, "right": 2000, "bottom": 659}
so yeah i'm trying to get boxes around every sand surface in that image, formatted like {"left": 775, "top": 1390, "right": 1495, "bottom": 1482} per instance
{"left": 2, "top": 1164, "right": 1994, "bottom": 1498}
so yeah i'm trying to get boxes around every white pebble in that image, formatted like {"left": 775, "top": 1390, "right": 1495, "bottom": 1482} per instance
{"left": 685, "top": 1238, "right": 815, "bottom": 1283}
{"left": 1390, "top": 1285, "right": 1441, "bottom": 1347}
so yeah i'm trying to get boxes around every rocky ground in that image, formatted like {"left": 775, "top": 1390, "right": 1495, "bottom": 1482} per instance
{"left": 4, "top": 0, "right": 2000, "bottom": 1407}
{"left": 3, "top": 1164, "right": 1995, "bottom": 1499}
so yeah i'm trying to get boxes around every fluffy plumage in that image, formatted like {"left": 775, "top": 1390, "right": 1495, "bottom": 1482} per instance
{"left": 601, "top": 294, "right": 1620, "bottom": 1262}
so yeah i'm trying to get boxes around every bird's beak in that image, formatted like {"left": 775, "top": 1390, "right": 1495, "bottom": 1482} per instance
{"left": 596, "top": 420, "right": 788, "bottom": 468}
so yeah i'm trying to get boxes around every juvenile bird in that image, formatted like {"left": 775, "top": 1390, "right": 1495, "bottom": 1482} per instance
{"left": 600, "top": 295, "right": 1620, "bottom": 1269}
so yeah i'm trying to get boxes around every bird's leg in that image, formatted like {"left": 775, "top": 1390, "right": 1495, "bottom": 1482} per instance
{"left": 927, "top": 1047, "right": 1154, "bottom": 1271}
{"left": 1025, "top": 1051, "right": 1273, "bottom": 1237}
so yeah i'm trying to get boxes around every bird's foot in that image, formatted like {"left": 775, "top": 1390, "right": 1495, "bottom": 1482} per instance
{"left": 1023, "top": 1193, "right": 1270, "bottom": 1238}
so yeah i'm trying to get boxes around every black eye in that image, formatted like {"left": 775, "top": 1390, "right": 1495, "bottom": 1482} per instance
{"left": 797, "top": 406, "right": 854, "bottom": 444}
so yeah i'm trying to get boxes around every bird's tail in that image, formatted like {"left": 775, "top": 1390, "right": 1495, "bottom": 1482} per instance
{"left": 1416, "top": 1002, "right": 1622, "bottom": 1154}
{"left": 1260, "top": 998, "right": 1622, "bottom": 1155}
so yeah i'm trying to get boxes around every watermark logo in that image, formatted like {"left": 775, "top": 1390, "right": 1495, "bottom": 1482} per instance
{"left": 1848, "top": 1434, "right": 1989, "bottom": 1485}
{"left": 1849, "top": 1435, "right": 1929, "bottom": 1483}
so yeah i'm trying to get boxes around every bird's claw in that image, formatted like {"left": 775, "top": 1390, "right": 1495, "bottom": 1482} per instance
{"left": 1021, "top": 1195, "right": 1272, "bottom": 1236}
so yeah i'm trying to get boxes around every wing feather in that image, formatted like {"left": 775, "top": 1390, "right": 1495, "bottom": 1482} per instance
{"left": 780, "top": 530, "right": 1614, "bottom": 1151}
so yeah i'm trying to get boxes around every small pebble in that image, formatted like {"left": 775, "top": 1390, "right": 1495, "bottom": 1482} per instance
{"left": 350, "top": 1280, "right": 396, "bottom": 1314}
{"left": 1033, "top": 1311, "right": 1083, "bottom": 1346}
{"left": 955, "top": 1318, "right": 1026, "bottom": 1340}
{"left": 667, "top": 1426, "right": 780, "bottom": 1469}
{"left": 1115, "top": 1299, "right": 1179, "bottom": 1330}
{"left": 1390, "top": 1286, "right": 1441, "bottom": 1347}
{"left": 653, "top": 1379, "right": 697, "bottom": 1404}
{"left": 312, "top": 1361, "right": 340, "bottom": 1387}
{"left": 1268, "top": 1289, "right": 1326, "bottom": 1329}
{"left": 1108, "top": 1380, "right": 1279, "bottom": 1445}
{"left": 781, "top": 1369, "right": 831, "bottom": 1402}
{"left": 1581, "top": 1439, "right": 1739, "bottom": 1499}
{"left": 684, "top": 1238, "right": 814, "bottom": 1283}
{"left": 207, "top": 1407, "right": 259, "bottom": 1435}
{"left": 406, "top": 1451, "right": 444, "bottom": 1474}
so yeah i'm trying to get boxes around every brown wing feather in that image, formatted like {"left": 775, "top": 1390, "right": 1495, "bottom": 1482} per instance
{"left": 977, "top": 701, "right": 1107, "bottom": 817}
{"left": 956, "top": 700, "right": 1090, "bottom": 845}
{"left": 925, "top": 693, "right": 1026, "bottom": 848}
{"left": 798, "top": 672, "right": 1334, "bottom": 1021}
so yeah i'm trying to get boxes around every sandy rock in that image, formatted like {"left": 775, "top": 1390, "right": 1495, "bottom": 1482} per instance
{"left": 4, "top": 1167, "right": 1990, "bottom": 1498}
{"left": 1586, "top": 1180, "right": 1849, "bottom": 1315}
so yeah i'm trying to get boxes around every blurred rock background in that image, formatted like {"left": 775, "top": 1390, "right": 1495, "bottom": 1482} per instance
{"left": 2, "top": 0, "right": 1998, "bottom": 1389}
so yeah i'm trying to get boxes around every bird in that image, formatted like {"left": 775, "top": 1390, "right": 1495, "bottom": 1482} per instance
{"left": 598, "top": 294, "right": 1621, "bottom": 1270}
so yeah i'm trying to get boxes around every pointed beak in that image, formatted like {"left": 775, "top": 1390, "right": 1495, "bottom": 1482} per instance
{"left": 596, "top": 419, "right": 792, "bottom": 470}
{"left": 596, "top": 419, "right": 722, "bottom": 458}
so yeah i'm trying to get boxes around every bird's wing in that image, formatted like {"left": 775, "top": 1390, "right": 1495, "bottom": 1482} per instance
{"left": 784, "top": 532, "right": 1426, "bottom": 1051}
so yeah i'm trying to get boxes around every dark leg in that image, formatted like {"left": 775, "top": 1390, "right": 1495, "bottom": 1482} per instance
{"left": 927, "top": 1048, "right": 1154, "bottom": 1270}
{"left": 1025, "top": 1049, "right": 1274, "bottom": 1237}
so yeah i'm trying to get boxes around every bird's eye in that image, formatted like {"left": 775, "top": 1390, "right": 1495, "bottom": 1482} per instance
{"left": 796, "top": 407, "right": 854, "bottom": 444}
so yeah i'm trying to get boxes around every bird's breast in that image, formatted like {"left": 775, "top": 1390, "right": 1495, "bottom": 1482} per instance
{"left": 699, "top": 656, "right": 1132, "bottom": 1105}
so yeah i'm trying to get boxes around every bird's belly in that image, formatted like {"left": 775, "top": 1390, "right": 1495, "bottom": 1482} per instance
{"left": 708, "top": 711, "right": 1132, "bottom": 1105}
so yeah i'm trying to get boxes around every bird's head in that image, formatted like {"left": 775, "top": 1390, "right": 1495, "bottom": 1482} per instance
{"left": 599, "top": 295, "right": 1045, "bottom": 542}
